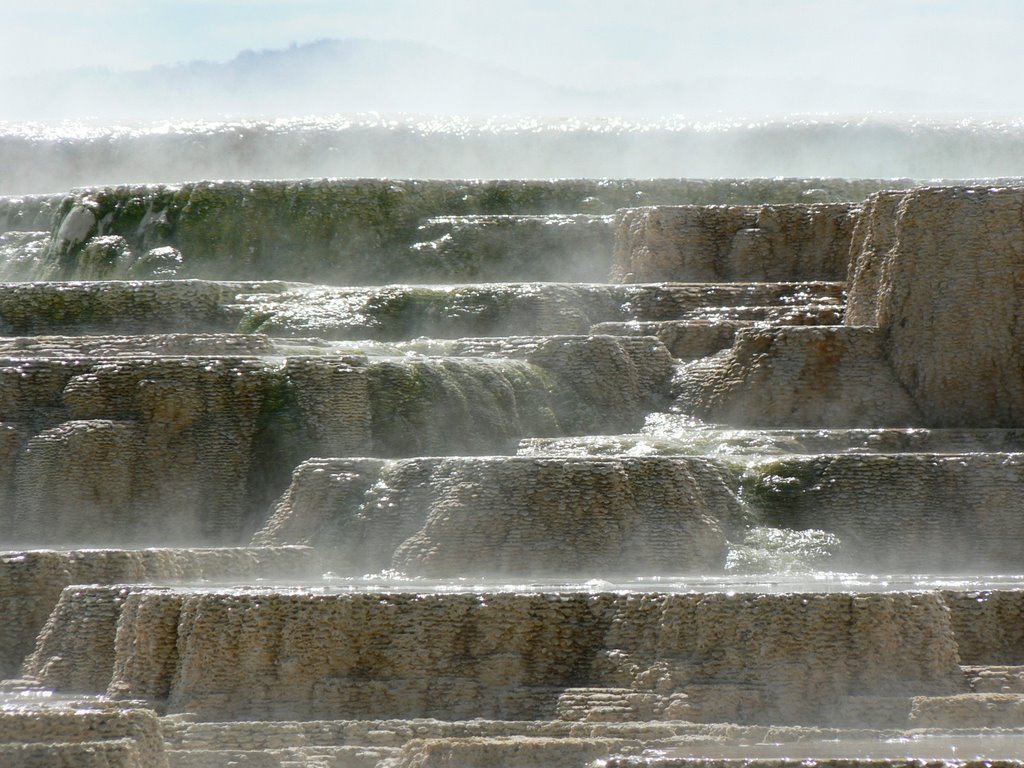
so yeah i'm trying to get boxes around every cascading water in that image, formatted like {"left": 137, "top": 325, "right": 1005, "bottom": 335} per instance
{"left": 3, "top": 126, "right": 1024, "bottom": 768}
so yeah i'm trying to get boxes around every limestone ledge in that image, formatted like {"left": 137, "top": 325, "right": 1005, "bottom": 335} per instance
{"left": 613, "top": 203, "right": 858, "bottom": 283}
{"left": 21, "top": 586, "right": 967, "bottom": 724}
{"left": 0, "top": 335, "right": 671, "bottom": 547}
{"left": 672, "top": 326, "right": 920, "bottom": 428}
{"left": 158, "top": 718, "right": 908, "bottom": 753}
{"left": 254, "top": 455, "right": 742, "bottom": 576}
{"left": 30, "top": 178, "right": 897, "bottom": 284}
{"left": 846, "top": 186, "right": 1024, "bottom": 427}
{"left": 0, "top": 703, "right": 166, "bottom": 768}
{"left": 0, "top": 279, "right": 845, "bottom": 340}
{"left": 747, "top": 453, "right": 1024, "bottom": 570}
{"left": 0, "top": 546, "right": 313, "bottom": 679}
{"left": 410, "top": 213, "right": 616, "bottom": 283}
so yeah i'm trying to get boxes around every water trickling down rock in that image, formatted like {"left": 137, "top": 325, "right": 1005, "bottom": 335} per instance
{"left": 3, "top": 175, "right": 1024, "bottom": 767}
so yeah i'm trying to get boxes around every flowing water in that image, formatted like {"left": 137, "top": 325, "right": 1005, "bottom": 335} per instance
{"left": 2, "top": 119, "right": 1024, "bottom": 766}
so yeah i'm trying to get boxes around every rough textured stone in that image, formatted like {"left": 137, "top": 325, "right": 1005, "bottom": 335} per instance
{"left": 672, "top": 327, "right": 921, "bottom": 428}
{"left": 30, "top": 179, "right": 896, "bottom": 283}
{"left": 410, "top": 213, "right": 616, "bottom": 282}
{"left": 451, "top": 335, "right": 673, "bottom": 433}
{"left": 746, "top": 453, "right": 1024, "bottom": 570}
{"left": 0, "top": 280, "right": 231, "bottom": 336}
{"left": 943, "top": 590, "right": 1024, "bottom": 665}
{"left": 256, "top": 456, "right": 739, "bottom": 576}
{"left": 0, "top": 703, "right": 166, "bottom": 768}
{"left": 0, "top": 546, "right": 313, "bottom": 678}
{"left": 613, "top": 204, "right": 857, "bottom": 283}
{"left": 847, "top": 186, "right": 1024, "bottom": 427}
{"left": 23, "top": 587, "right": 964, "bottom": 725}
{"left": 0, "top": 347, "right": 617, "bottom": 545}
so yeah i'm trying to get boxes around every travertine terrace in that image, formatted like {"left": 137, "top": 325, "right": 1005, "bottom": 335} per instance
{"left": 3, "top": 176, "right": 1024, "bottom": 767}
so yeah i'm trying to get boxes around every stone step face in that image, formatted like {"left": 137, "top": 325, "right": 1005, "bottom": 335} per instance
{"left": 613, "top": 203, "right": 858, "bottom": 283}
{"left": 746, "top": 453, "right": 1024, "bottom": 570}
{"left": 25, "top": 178, "right": 890, "bottom": 283}
{"left": 0, "top": 546, "right": 313, "bottom": 679}
{"left": 410, "top": 214, "right": 616, "bottom": 283}
{"left": 0, "top": 701, "right": 168, "bottom": 768}
{"left": 592, "top": 310, "right": 842, "bottom": 359}
{"left": 0, "top": 279, "right": 844, "bottom": 339}
{"left": 963, "top": 666, "right": 1024, "bottom": 693}
{"left": 27, "top": 587, "right": 964, "bottom": 724}
{"left": 909, "top": 693, "right": 1024, "bottom": 728}
{"left": 673, "top": 326, "right": 921, "bottom": 428}
{"left": 0, "top": 336, "right": 676, "bottom": 547}
{"left": 254, "top": 455, "right": 741, "bottom": 576}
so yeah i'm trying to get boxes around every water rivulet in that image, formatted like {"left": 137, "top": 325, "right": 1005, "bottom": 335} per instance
{"left": 4, "top": 177, "right": 1024, "bottom": 768}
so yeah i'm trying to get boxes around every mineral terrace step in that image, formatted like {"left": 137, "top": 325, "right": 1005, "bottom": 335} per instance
{"left": 0, "top": 337, "right": 673, "bottom": 548}
{"left": 909, "top": 693, "right": 1024, "bottom": 728}
{"left": 517, "top": 425, "right": 1024, "bottom": 458}
{"left": 222, "top": 281, "right": 846, "bottom": 339}
{"left": 24, "top": 586, "right": 975, "bottom": 724}
{"left": 410, "top": 213, "right": 616, "bottom": 283}
{"left": 254, "top": 455, "right": 742, "bottom": 575}
{"left": 747, "top": 452, "right": 1024, "bottom": 570}
{"left": 0, "top": 279, "right": 845, "bottom": 340}
{"left": 965, "top": 666, "right": 1024, "bottom": 694}
{"left": 0, "top": 546, "right": 314, "bottom": 679}
{"left": 592, "top": 311, "right": 842, "bottom": 359}
{"left": 672, "top": 325, "right": 920, "bottom": 428}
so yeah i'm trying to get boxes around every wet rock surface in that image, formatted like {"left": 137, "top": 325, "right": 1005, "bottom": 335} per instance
{"left": 847, "top": 186, "right": 1024, "bottom": 427}
{"left": 2, "top": 178, "right": 1024, "bottom": 766}
{"left": 256, "top": 456, "right": 740, "bottom": 575}
{"left": 614, "top": 203, "right": 858, "bottom": 282}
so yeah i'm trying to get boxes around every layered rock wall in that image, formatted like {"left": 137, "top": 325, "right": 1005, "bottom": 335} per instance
{"left": 255, "top": 456, "right": 741, "bottom": 576}
{"left": 613, "top": 204, "right": 857, "bottom": 282}
{"left": 0, "top": 333, "right": 668, "bottom": 546}
{"left": 411, "top": 214, "right": 616, "bottom": 282}
{"left": 36, "top": 179, "right": 886, "bottom": 285}
{"left": 25, "top": 588, "right": 963, "bottom": 725}
{"left": 0, "top": 546, "right": 312, "bottom": 678}
{"left": 746, "top": 453, "right": 1024, "bottom": 570}
{"left": 846, "top": 186, "right": 1024, "bottom": 427}
{"left": 0, "top": 704, "right": 166, "bottom": 768}
{"left": 672, "top": 327, "right": 921, "bottom": 428}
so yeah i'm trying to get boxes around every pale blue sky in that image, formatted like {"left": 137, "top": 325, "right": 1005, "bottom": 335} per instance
{"left": 4, "top": 0, "right": 1023, "bottom": 96}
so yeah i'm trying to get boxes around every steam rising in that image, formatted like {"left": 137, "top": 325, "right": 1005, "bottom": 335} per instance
{"left": 5, "top": 115, "right": 1024, "bottom": 195}
{"left": 4, "top": 6, "right": 1024, "bottom": 764}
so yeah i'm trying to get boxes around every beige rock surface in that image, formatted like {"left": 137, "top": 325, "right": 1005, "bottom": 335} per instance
{"left": 672, "top": 327, "right": 921, "bottom": 427}
{"left": 257, "top": 456, "right": 741, "bottom": 576}
{"left": 943, "top": 590, "right": 1024, "bottom": 665}
{"left": 747, "top": 453, "right": 1024, "bottom": 570}
{"left": 21, "top": 587, "right": 964, "bottom": 725}
{"left": 0, "top": 703, "right": 166, "bottom": 768}
{"left": 451, "top": 334, "right": 673, "bottom": 433}
{"left": 0, "top": 547, "right": 310, "bottom": 678}
{"left": 613, "top": 204, "right": 857, "bottom": 283}
{"left": 847, "top": 186, "right": 1024, "bottom": 427}
{"left": 0, "top": 344, "right": 632, "bottom": 545}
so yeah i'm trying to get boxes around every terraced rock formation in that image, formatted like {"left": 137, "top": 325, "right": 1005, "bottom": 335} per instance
{"left": 3, "top": 177, "right": 1024, "bottom": 767}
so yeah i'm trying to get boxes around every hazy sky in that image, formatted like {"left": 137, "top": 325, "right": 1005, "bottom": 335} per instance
{"left": 5, "top": 0, "right": 1024, "bottom": 97}
{"left": 4, "top": 0, "right": 1019, "bottom": 84}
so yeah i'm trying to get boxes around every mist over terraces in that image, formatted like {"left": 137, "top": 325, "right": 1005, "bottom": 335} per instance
{"left": 4, "top": 5, "right": 1024, "bottom": 766}
{"left": 3, "top": 169, "right": 1024, "bottom": 766}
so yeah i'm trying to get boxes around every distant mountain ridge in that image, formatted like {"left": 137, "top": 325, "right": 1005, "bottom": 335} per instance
{"left": 3, "top": 38, "right": 584, "bottom": 120}
{"left": 1, "top": 38, "right": 1007, "bottom": 121}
